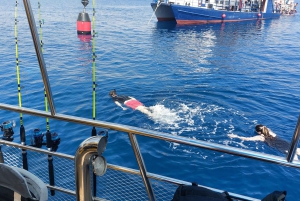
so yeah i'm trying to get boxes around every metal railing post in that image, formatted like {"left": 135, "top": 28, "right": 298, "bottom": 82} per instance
{"left": 287, "top": 115, "right": 300, "bottom": 162}
{"left": 128, "top": 133, "right": 156, "bottom": 201}
{"left": 75, "top": 136, "right": 103, "bottom": 201}
{"left": 23, "top": 0, "right": 56, "bottom": 116}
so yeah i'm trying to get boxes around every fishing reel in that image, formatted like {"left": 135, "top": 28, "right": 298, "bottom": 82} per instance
{"left": 31, "top": 129, "right": 60, "bottom": 151}
{"left": 50, "top": 132, "right": 60, "bottom": 152}
{"left": 31, "top": 128, "right": 45, "bottom": 148}
{"left": 0, "top": 120, "right": 16, "bottom": 141}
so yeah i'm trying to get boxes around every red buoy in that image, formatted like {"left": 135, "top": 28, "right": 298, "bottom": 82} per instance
{"left": 77, "top": 12, "right": 91, "bottom": 35}
{"left": 222, "top": 14, "right": 226, "bottom": 18}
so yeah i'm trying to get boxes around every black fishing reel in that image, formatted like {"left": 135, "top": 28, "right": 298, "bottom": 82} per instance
{"left": 31, "top": 128, "right": 45, "bottom": 148}
{"left": 50, "top": 132, "right": 60, "bottom": 152}
{"left": 0, "top": 120, "right": 15, "bottom": 141}
{"left": 31, "top": 129, "right": 60, "bottom": 151}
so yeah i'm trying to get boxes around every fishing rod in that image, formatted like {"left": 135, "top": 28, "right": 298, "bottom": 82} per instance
{"left": 38, "top": 1, "right": 60, "bottom": 196}
{"left": 37, "top": 1, "right": 52, "bottom": 150}
{"left": 91, "top": 0, "right": 97, "bottom": 196}
{"left": 0, "top": 2, "right": 20, "bottom": 161}
{"left": 91, "top": 0, "right": 97, "bottom": 138}
{"left": 14, "top": 0, "right": 28, "bottom": 170}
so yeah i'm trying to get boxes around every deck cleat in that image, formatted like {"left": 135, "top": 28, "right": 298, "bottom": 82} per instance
{"left": 1, "top": 120, "right": 15, "bottom": 141}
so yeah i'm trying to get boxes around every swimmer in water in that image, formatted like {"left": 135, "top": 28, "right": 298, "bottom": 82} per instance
{"left": 109, "top": 89, "right": 152, "bottom": 116}
{"left": 228, "top": 124, "right": 300, "bottom": 160}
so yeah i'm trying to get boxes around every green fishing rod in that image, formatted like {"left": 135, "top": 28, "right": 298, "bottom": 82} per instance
{"left": 38, "top": 1, "right": 56, "bottom": 196}
{"left": 91, "top": 0, "right": 97, "bottom": 196}
{"left": 38, "top": 0, "right": 49, "bottom": 134}
{"left": 91, "top": 0, "right": 97, "bottom": 137}
{"left": 15, "top": 0, "right": 28, "bottom": 170}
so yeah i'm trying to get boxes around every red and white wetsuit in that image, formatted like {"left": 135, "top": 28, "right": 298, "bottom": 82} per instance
{"left": 124, "top": 99, "right": 143, "bottom": 110}
{"left": 112, "top": 95, "right": 143, "bottom": 110}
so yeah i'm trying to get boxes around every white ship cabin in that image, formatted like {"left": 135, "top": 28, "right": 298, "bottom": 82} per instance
{"left": 164, "top": 0, "right": 295, "bottom": 12}
{"left": 166, "top": 0, "right": 262, "bottom": 11}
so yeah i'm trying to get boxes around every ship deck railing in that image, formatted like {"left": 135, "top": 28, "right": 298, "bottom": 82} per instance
{"left": 1, "top": 0, "right": 300, "bottom": 200}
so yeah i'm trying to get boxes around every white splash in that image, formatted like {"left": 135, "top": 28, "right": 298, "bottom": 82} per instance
{"left": 148, "top": 104, "right": 182, "bottom": 126}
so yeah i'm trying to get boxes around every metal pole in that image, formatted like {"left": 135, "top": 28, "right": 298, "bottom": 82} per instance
{"left": 128, "top": 133, "right": 156, "bottom": 201}
{"left": 287, "top": 115, "right": 300, "bottom": 162}
{"left": 22, "top": 0, "right": 56, "bottom": 116}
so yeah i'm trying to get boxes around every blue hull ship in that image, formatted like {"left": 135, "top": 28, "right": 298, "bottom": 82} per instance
{"left": 171, "top": 0, "right": 280, "bottom": 25}
{"left": 151, "top": 2, "right": 175, "bottom": 21}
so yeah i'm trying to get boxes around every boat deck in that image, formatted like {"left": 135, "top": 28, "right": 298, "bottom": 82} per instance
{"left": 1, "top": 136, "right": 262, "bottom": 201}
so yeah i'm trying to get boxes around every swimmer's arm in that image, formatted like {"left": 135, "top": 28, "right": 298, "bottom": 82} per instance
{"left": 228, "top": 134, "right": 264, "bottom": 141}
{"left": 114, "top": 101, "right": 127, "bottom": 110}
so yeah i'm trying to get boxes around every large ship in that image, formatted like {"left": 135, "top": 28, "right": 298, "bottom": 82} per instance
{"left": 151, "top": 0, "right": 284, "bottom": 24}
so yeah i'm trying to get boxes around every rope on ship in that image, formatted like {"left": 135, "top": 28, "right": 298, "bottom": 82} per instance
{"left": 15, "top": 0, "right": 28, "bottom": 170}
{"left": 148, "top": 0, "right": 162, "bottom": 24}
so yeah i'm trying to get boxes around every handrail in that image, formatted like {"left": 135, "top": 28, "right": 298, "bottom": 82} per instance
{"left": 287, "top": 115, "right": 300, "bottom": 162}
{"left": 0, "top": 139, "right": 73, "bottom": 160}
{"left": 1, "top": 103, "right": 300, "bottom": 169}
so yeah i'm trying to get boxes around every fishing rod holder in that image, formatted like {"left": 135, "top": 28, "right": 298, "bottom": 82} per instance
{"left": 1, "top": 120, "right": 15, "bottom": 141}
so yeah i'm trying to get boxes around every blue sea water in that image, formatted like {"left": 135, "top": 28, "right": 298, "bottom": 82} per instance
{"left": 0, "top": 0, "right": 300, "bottom": 200}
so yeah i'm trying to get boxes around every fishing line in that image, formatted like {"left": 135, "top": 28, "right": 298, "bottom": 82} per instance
{"left": 14, "top": 0, "right": 28, "bottom": 170}
{"left": 148, "top": 0, "right": 162, "bottom": 25}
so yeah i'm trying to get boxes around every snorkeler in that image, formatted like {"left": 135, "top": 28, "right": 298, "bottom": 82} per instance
{"left": 109, "top": 89, "right": 152, "bottom": 116}
{"left": 228, "top": 124, "right": 300, "bottom": 159}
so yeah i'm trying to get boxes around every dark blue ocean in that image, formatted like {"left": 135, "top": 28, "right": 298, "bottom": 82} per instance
{"left": 1, "top": 0, "right": 300, "bottom": 200}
